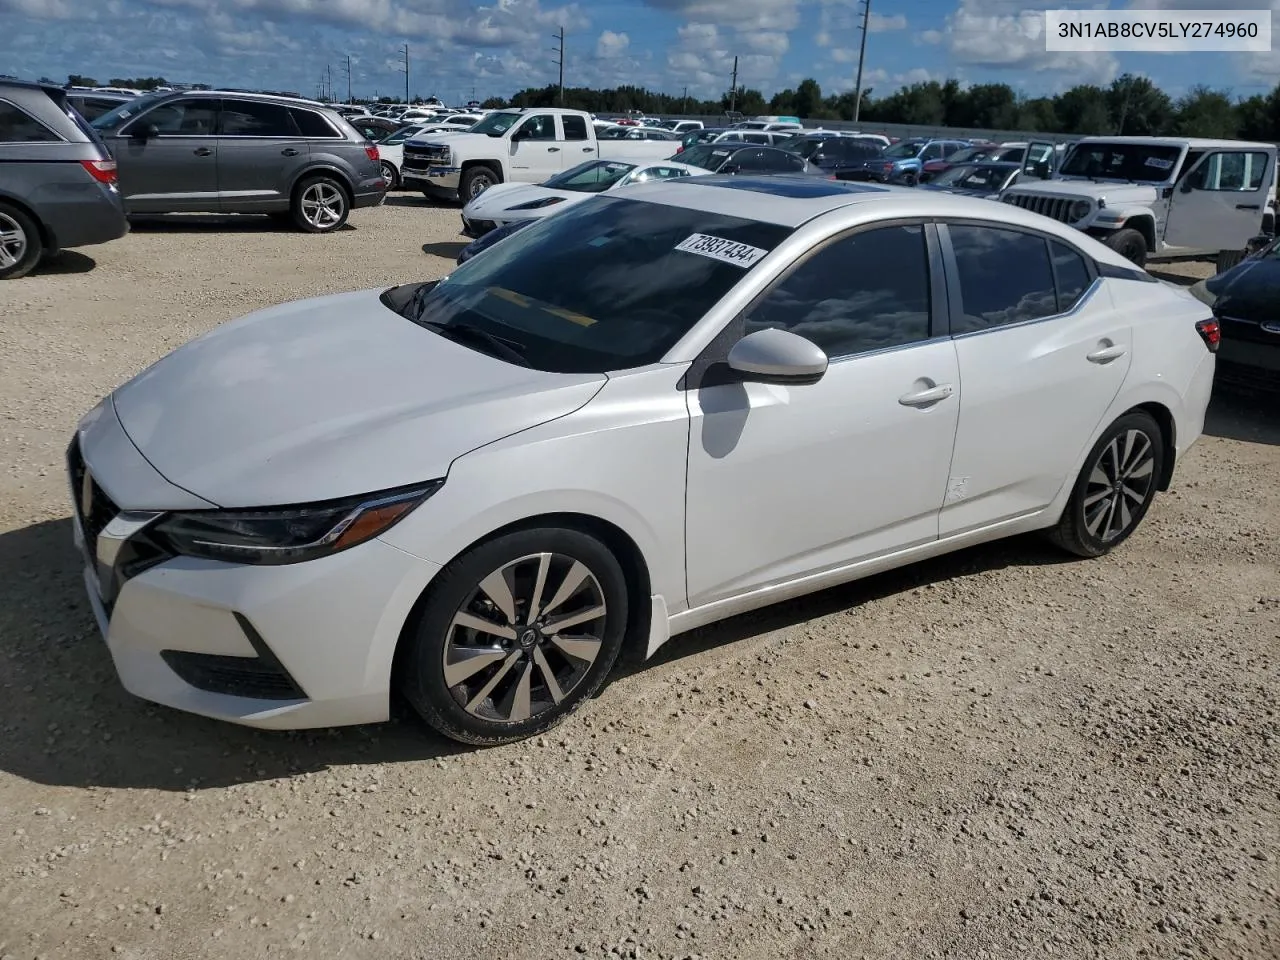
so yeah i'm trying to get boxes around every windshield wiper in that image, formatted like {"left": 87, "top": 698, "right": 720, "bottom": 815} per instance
{"left": 419, "top": 320, "right": 531, "bottom": 367}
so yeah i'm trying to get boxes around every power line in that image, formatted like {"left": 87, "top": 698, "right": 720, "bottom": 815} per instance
{"left": 853, "top": 0, "right": 871, "bottom": 123}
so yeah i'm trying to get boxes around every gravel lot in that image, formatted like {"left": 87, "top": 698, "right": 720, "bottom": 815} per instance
{"left": 0, "top": 199, "right": 1277, "bottom": 960}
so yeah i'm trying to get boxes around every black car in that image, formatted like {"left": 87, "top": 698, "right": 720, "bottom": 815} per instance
{"left": 674, "top": 127, "right": 730, "bottom": 153}
{"left": 456, "top": 218, "right": 534, "bottom": 264}
{"left": 1190, "top": 239, "right": 1280, "bottom": 395}
{"left": 670, "top": 143, "right": 815, "bottom": 176}
{"left": 919, "top": 161, "right": 1023, "bottom": 198}
{"left": 781, "top": 133, "right": 885, "bottom": 180}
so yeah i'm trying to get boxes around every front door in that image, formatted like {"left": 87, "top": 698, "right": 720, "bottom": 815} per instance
{"left": 508, "top": 113, "right": 565, "bottom": 181}
{"left": 937, "top": 222, "right": 1132, "bottom": 537}
{"left": 1164, "top": 149, "right": 1274, "bottom": 251}
{"left": 684, "top": 222, "right": 960, "bottom": 608}
{"left": 214, "top": 98, "right": 311, "bottom": 210}
{"left": 111, "top": 97, "right": 220, "bottom": 213}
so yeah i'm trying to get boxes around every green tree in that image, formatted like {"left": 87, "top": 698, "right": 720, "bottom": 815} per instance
{"left": 66, "top": 74, "right": 97, "bottom": 87}
{"left": 480, "top": 96, "right": 507, "bottom": 109}
{"left": 954, "top": 83, "right": 1019, "bottom": 129}
{"left": 1174, "top": 86, "right": 1238, "bottom": 138}
{"left": 1017, "top": 97, "right": 1060, "bottom": 132}
{"left": 1053, "top": 85, "right": 1111, "bottom": 135}
{"left": 1108, "top": 73, "right": 1172, "bottom": 135}
{"left": 794, "top": 78, "right": 823, "bottom": 118}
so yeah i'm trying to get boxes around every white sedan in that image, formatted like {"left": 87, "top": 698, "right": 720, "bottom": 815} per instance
{"left": 459, "top": 158, "right": 708, "bottom": 236}
{"left": 67, "top": 179, "right": 1216, "bottom": 744}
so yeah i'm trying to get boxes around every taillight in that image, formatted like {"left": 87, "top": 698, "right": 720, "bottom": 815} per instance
{"left": 1195, "top": 318, "right": 1221, "bottom": 352}
{"left": 883, "top": 162, "right": 894, "bottom": 172}
{"left": 80, "top": 158, "right": 117, "bottom": 184}
{"left": 675, "top": 145, "right": 683, "bottom": 153}
{"left": 365, "top": 144, "right": 380, "bottom": 163}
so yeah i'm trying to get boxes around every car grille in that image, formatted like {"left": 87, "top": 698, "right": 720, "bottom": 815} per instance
{"left": 68, "top": 436, "right": 117, "bottom": 548}
{"left": 403, "top": 142, "right": 451, "bottom": 172}
{"left": 1003, "top": 192, "right": 1076, "bottom": 223}
{"left": 160, "top": 650, "right": 304, "bottom": 701}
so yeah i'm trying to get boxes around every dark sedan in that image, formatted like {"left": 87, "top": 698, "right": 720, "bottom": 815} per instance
{"left": 779, "top": 133, "right": 884, "bottom": 180}
{"left": 672, "top": 143, "right": 816, "bottom": 176}
{"left": 1189, "top": 239, "right": 1280, "bottom": 395}
{"left": 920, "top": 161, "right": 1023, "bottom": 198}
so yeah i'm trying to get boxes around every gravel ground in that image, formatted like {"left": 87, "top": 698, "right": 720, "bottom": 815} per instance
{"left": 0, "top": 199, "right": 1276, "bottom": 960}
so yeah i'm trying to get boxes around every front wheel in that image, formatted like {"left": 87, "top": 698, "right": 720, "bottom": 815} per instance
{"left": 1103, "top": 227, "right": 1148, "bottom": 267}
{"left": 399, "top": 528, "right": 629, "bottom": 745}
{"left": 460, "top": 165, "right": 500, "bottom": 201}
{"left": 1048, "top": 411, "right": 1165, "bottom": 558}
{"left": 291, "top": 175, "right": 350, "bottom": 233}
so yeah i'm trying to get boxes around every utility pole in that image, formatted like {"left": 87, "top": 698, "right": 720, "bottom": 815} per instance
{"left": 682, "top": 85, "right": 688, "bottom": 114}
{"left": 344, "top": 55, "right": 352, "bottom": 104}
{"left": 398, "top": 43, "right": 409, "bottom": 103}
{"left": 729, "top": 55, "right": 738, "bottom": 114}
{"left": 325, "top": 63, "right": 332, "bottom": 101}
{"left": 551, "top": 26, "right": 565, "bottom": 106}
{"left": 853, "top": 0, "right": 871, "bottom": 123}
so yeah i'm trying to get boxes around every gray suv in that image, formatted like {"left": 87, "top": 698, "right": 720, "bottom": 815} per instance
{"left": 90, "top": 90, "right": 387, "bottom": 232}
{"left": 0, "top": 80, "right": 128, "bottom": 280}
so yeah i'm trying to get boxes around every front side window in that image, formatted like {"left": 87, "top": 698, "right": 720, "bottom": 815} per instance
{"left": 742, "top": 224, "right": 932, "bottom": 359}
{"left": 219, "top": 99, "right": 295, "bottom": 137}
{"left": 948, "top": 225, "right": 1059, "bottom": 334}
{"left": 401, "top": 197, "right": 792, "bottom": 373}
{"left": 562, "top": 115, "right": 588, "bottom": 141}
{"left": 0, "top": 101, "right": 59, "bottom": 142}
{"left": 1185, "top": 151, "right": 1269, "bottom": 191}
{"left": 514, "top": 114, "right": 556, "bottom": 141}
{"left": 90, "top": 91, "right": 169, "bottom": 133}
{"left": 127, "top": 98, "right": 218, "bottom": 136}
{"left": 883, "top": 140, "right": 925, "bottom": 160}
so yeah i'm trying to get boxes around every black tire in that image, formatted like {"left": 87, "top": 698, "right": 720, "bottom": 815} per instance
{"left": 1215, "top": 248, "right": 1245, "bottom": 275}
{"left": 902, "top": 171, "right": 919, "bottom": 187}
{"left": 1103, "top": 227, "right": 1148, "bottom": 267}
{"left": 380, "top": 160, "right": 400, "bottom": 190}
{"left": 290, "top": 174, "right": 350, "bottom": 233}
{"left": 0, "top": 202, "right": 44, "bottom": 280}
{"left": 1048, "top": 411, "right": 1165, "bottom": 558}
{"left": 460, "top": 164, "right": 501, "bottom": 202}
{"left": 399, "top": 527, "right": 629, "bottom": 745}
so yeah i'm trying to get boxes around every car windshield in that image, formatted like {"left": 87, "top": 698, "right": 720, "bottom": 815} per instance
{"left": 781, "top": 138, "right": 824, "bottom": 158}
{"left": 1059, "top": 142, "right": 1182, "bottom": 182}
{"left": 90, "top": 91, "right": 169, "bottom": 132}
{"left": 380, "top": 125, "right": 424, "bottom": 145}
{"left": 676, "top": 144, "right": 734, "bottom": 170}
{"left": 399, "top": 197, "right": 792, "bottom": 373}
{"left": 470, "top": 112, "right": 522, "bottom": 137}
{"left": 944, "top": 146, "right": 991, "bottom": 163}
{"left": 883, "top": 140, "right": 925, "bottom": 159}
{"left": 542, "top": 160, "right": 637, "bottom": 192}
{"left": 933, "top": 164, "right": 1012, "bottom": 189}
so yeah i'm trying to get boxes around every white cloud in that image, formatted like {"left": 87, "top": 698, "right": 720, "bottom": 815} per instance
{"left": 595, "top": 29, "right": 629, "bottom": 59}
{"left": 868, "top": 12, "right": 907, "bottom": 32}
{"left": 944, "top": 0, "right": 1119, "bottom": 85}
{"left": 918, "top": 29, "right": 943, "bottom": 45}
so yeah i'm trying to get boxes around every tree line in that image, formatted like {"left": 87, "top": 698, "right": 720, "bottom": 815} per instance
{"left": 502, "top": 74, "right": 1279, "bottom": 141}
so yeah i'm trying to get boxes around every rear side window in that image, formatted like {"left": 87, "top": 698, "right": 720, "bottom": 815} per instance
{"left": 947, "top": 225, "right": 1058, "bottom": 333}
{"left": 129, "top": 98, "right": 218, "bottom": 136}
{"left": 0, "top": 101, "right": 60, "bottom": 142}
{"left": 1050, "top": 240, "right": 1092, "bottom": 312}
{"left": 290, "top": 108, "right": 341, "bottom": 138}
{"left": 562, "top": 115, "right": 588, "bottom": 141}
{"left": 219, "top": 99, "right": 296, "bottom": 137}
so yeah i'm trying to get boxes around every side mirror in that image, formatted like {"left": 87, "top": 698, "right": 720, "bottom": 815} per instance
{"left": 1033, "top": 160, "right": 1051, "bottom": 179}
{"left": 1179, "top": 179, "right": 1194, "bottom": 194}
{"left": 129, "top": 123, "right": 160, "bottom": 141}
{"left": 726, "top": 328, "right": 828, "bottom": 386}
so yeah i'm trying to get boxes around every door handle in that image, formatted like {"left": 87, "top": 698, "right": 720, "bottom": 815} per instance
{"left": 898, "top": 383, "right": 954, "bottom": 407}
{"left": 1086, "top": 344, "right": 1127, "bottom": 364}
{"left": 583, "top": 147, "right": 593, "bottom": 152}
{"left": 282, "top": 147, "right": 300, "bottom": 157}
{"left": 547, "top": 147, "right": 560, "bottom": 152}
{"left": 193, "top": 147, "right": 212, "bottom": 157}
{"left": 1237, "top": 203, "right": 1261, "bottom": 210}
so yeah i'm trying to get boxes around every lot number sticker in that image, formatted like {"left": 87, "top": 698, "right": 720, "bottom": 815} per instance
{"left": 675, "top": 233, "right": 769, "bottom": 268}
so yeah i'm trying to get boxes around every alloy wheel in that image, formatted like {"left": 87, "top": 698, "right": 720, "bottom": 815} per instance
{"left": 0, "top": 212, "right": 27, "bottom": 269}
{"left": 1082, "top": 428, "right": 1156, "bottom": 542}
{"left": 299, "top": 182, "right": 345, "bottom": 230}
{"left": 442, "top": 553, "right": 607, "bottom": 724}
{"left": 468, "top": 174, "right": 496, "bottom": 199}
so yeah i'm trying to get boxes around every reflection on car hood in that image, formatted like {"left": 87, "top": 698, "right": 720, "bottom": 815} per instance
{"left": 111, "top": 289, "right": 606, "bottom": 507}
{"left": 1005, "top": 179, "right": 1158, "bottom": 202}
{"left": 463, "top": 183, "right": 592, "bottom": 220}
{"left": 1206, "top": 256, "right": 1280, "bottom": 318}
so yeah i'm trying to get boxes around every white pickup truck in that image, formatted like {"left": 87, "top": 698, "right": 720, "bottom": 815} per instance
{"left": 401, "top": 107, "right": 680, "bottom": 202}
{"left": 1000, "top": 136, "right": 1277, "bottom": 271}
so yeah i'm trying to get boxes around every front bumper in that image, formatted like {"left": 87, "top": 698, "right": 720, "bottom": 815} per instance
{"left": 404, "top": 164, "right": 461, "bottom": 199}
{"left": 68, "top": 409, "right": 442, "bottom": 730}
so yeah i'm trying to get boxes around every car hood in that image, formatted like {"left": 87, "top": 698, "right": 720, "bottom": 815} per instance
{"left": 111, "top": 288, "right": 606, "bottom": 508}
{"left": 922, "top": 184, "right": 999, "bottom": 199}
{"left": 1005, "top": 179, "right": 1159, "bottom": 202}
{"left": 464, "top": 183, "right": 591, "bottom": 220}
{"left": 412, "top": 132, "right": 493, "bottom": 151}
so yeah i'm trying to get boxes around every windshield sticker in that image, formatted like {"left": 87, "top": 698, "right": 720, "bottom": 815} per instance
{"left": 1145, "top": 157, "right": 1174, "bottom": 170}
{"left": 675, "top": 233, "right": 769, "bottom": 268}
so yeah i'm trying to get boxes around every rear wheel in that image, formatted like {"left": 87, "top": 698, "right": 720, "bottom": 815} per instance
{"left": 399, "top": 527, "right": 628, "bottom": 745}
{"left": 1215, "top": 248, "right": 1246, "bottom": 275}
{"left": 380, "top": 161, "right": 400, "bottom": 190}
{"left": 290, "top": 175, "right": 350, "bottom": 233}
{"left": 1048, "top": 411, "right": 1164, "bottom": 558}
{"left": 0, "top": 203, "right": 43, "bottom": 280}
{"left": 1103, "top": 227, "right": 1148, "bottom": 267}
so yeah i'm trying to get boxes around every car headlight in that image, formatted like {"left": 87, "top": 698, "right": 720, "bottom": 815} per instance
{"left": 150, "top": 481, "right": 442, "bottom": 566}
{"left": 505, "top": 196, "right": 565, "bottom": 211}
{"left": 1069, "top": 200, "right": 1092, "bottom": 221}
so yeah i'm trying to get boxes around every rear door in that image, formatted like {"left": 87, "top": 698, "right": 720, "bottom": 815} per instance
{"left": 561, "top": 113, "right": 596, "bottom": 165}
{"left": 110, "top": 97, "right": 220, "bottom": 212}
{"left": 214, "top": 98, "right": 311, "bottom": 210}
{"left": 1164, "top": 148, "right": 1275, "bottom": 251}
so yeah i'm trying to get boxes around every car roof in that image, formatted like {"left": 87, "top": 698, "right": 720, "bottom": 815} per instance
{"left": 1075, "top": 135, "right": 1276, "bottom": 151}
{"left": 161, "top": 89, "right": 332, "bottom": 109}
{"left": 0, "top": 78, "right": 67, "bottom": 98}
{"left": 617, "top": 175, "right": 1089, "bottom": 229}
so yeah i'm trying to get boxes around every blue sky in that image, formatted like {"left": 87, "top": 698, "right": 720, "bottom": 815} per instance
{"left": 0, "top": 0, "right": 1276, "bottom": 102}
